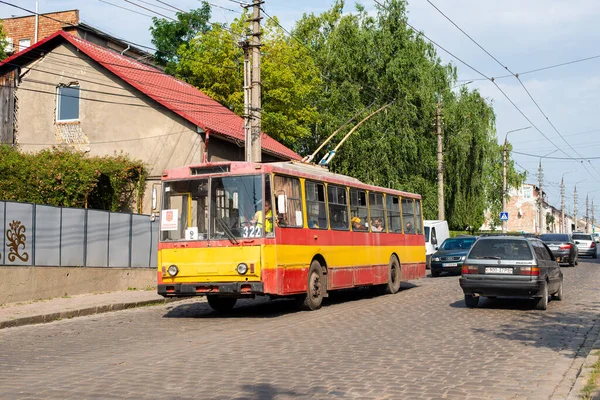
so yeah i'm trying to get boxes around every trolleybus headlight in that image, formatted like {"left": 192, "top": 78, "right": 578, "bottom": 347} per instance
{"left": 167, "top": 265, "right": 179, "bottom": 277}
{"left": 237, "top": 263, "right": 249, "bottom": 275}
{"left": 432, "top": 257, "right": 440, "bottom": 262}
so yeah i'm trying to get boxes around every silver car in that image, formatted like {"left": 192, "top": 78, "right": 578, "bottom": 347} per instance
{"left": 572, "top": 233, "right": 597, "bottom": 258}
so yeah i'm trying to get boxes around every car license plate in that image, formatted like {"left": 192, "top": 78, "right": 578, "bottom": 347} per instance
{"left": 485, "top": 267, "right": 513, "bottom": 274}
{"left": 549, "top": 245, "right": 558, "bottom": 249}
{"left": 443, "top": 263, "right": 458, "bottom": 267}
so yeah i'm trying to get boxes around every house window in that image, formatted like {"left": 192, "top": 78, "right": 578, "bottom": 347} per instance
{"left": 56, "top": 85, "right": 80, "bottom": 122}
{"left": 5, "top": 38, "right": 13, "bottom": 53}
{"left": 18, "top": 38, "right": 30, "bottom": 51}
{"left": 523, "top": 186, "right": 532, "bottom": 199}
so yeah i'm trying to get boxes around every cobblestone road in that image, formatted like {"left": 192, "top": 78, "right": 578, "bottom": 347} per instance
{"left": 2, "top": 260, "right": 600, "bottom": 399}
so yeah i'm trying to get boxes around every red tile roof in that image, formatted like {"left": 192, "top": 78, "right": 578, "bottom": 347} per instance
{"left": 0, "top": 31, "right": 300, "bottom": 161}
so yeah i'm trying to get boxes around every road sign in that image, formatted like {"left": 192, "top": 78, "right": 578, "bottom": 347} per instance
{"left": 500, "top": 212, "right": 509, "bottom": 221}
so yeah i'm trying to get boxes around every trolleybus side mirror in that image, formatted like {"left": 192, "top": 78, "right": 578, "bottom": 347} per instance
{"left": 152, "top": 186, "right": 158, "bottom": 211}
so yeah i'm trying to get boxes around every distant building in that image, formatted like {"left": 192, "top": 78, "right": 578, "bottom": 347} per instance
{"left": 1, "top": 10, "right": 153, "bottom": 65}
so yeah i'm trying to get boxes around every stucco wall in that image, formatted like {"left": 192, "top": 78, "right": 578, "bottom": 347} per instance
{"left": 0, "top": 266, "right": 155, "bottom": 306}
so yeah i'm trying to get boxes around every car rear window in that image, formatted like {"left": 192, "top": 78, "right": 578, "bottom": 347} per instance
{"left": 540, "top": 234, "right": 569, "bottom": 242}
{"left": 572, "top": 234, "right": 592, "bottom": 241}
{"left": 468, "top": 239, "right": 533, "bottom": 260}
{"left": 440, "top": 238, "right": 476, "bottom": 250}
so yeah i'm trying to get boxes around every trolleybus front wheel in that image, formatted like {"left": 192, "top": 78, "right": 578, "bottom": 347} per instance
{"left": 207, "top": 296, "right": 237, "bottom": 313}
{"left": 296, "top": 260, "right": 325, "bottom": 311}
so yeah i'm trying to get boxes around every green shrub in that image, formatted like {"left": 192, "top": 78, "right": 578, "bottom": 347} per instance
{"left": 0, "top": 145, "right": 147, "bottom": 212}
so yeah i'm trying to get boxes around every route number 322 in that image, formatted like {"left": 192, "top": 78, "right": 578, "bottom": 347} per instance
{"left": 243, "top": 226, "right": 262, "bottom": 238}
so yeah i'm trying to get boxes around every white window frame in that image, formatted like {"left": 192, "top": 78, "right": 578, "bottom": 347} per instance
{"left": 56, "top": 85, "right": 81, "bottom": 123}
{"left": 18, "top": 38, "right": 31, "bottom": 51}
{"left": 523, "top": 186, "right": 533, "bottom": 199}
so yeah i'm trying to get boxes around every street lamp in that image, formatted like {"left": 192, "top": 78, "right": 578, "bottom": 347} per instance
{"left": 573, "top": 180, "right": 586, "bottom": 232}
{"left": 560, "top": 170, "right": 577, "bottom": 233}
{"left": 503, "top": 126, "right": 532, "bottom": 233}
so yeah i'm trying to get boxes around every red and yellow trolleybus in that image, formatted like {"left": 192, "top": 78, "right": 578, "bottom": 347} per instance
{"left": 157, "top": 161, "right": 426, "bottom": 311}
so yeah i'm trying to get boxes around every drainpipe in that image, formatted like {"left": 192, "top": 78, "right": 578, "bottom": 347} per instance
{"left": 120, "top": 44, "right": 131, "bottom": 55}
{"left": 34, "top": 0, "right": 39, "bottom": 43}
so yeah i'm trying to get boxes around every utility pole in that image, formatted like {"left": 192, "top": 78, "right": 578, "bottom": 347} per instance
{"left": 561, "top": 178, "right": 565, "bottom": 233}
{"left": 538, "top": 161, "right": 544, "bottom": 234}
{"left": 574, "top": 185, "right": 578, "bottom": 233}
{"left": 593, "top": 199, "right": 596, "bottom": 233}
{"left": 248, "top": 0, "right": 262, "bottom": 162}
{"left": 586, "top": 195, "right": 590, "bottom": 233}
{"left": 240, "top": 39, "right": 252, "bottom": 162}
{"left": 436, "top": 97, "right": 444, "bottom": 220}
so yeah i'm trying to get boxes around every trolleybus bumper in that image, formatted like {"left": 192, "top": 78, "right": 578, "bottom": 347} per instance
{"left": 158, "top": 282, "right": 264, "bottom": 297}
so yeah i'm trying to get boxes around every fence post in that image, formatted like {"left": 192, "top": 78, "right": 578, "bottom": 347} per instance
{"left": 128, "top": 213, "right": 133, "bottom": 268}
{"left": 59, "top": 207, "right": 63, "bottom": 267}
{"left": 107, "top": 212, "right": 111, "bottom": 268}
{"left": 83, "top": 208, "right": 88, "bottom": 267}
{"left": 31, "top": 203, "right": 36, "bottom": 266}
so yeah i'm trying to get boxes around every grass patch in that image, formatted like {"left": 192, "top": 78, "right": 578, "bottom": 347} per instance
{"left": 581, "top": 350, "right": 600, "bottom": 399}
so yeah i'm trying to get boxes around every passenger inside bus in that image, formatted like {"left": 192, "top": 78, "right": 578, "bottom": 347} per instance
{"left": 251, "top": 200, "right": 273, "bottom": 233}
{"left": 405, "top": 221, "right": 415, "bottom": 234}
{"left": 372, "top": 218, "right": 384, "bottom": 232}
{"left": 351, "top": 217, "right": 367, "bottom": 231}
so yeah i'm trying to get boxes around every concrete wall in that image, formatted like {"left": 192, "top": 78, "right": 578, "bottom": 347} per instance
{"left": 0, "top": 266, "right": 155, "bottom": 305}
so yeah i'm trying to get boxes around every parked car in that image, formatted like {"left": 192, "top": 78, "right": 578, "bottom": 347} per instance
{"left": 572, "top": 233, "right": 597, "bottom": 258}
{"left": 430, "top": 235, "right": 477, "bottom": 277}
{"left": 460, "top": 236, "right": 563, "bottom": 310}
{"left": 424, "top": 220, "right": 450, "bottom": 269}
{"left": 539, "top": 233, "right": 578, "bottom": 266}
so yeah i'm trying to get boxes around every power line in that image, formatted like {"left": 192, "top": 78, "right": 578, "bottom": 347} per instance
{"left": 151, "top": 0, "right": 185, "bottom": 12}
{"left": 513, "top": 150, "right": 600, "bottom": 160}
{"left": 422, "top": 0, "right": 600, "bottom": 183}
{"left": 136, "top": 0, "right": 176, "bottom": 13}
{"left": 122, "top": 0, "right": 176, "bottom": 20}
{"left": 97, "top": 0, "right": 154, "bottom": 18}
{"left": 459, "top": 53, "right": 600, "bottom": 82}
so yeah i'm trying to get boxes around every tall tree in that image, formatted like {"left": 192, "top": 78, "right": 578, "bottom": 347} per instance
{"left": 149, "top": 3, "right": 211, "bottom": 73}
{"left": 173, "top": 14, "right": 322, "bottom": 149}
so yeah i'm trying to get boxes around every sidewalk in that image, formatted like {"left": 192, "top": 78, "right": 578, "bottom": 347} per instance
{"left": 0, "top": 290, "right": 177, "bottom": 329}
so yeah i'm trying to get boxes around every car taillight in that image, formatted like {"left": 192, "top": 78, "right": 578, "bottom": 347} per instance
{"left": 519, "top": 266, "right": 539, "bottom": 276}
{"left": 592, "top": 242, "right": 596, "bottom": 248}
{"left": 462, "top": 265, "right": 478, "bottom": 274}
{"left": 559, "top": 244, "right": 571, "bottom": 250}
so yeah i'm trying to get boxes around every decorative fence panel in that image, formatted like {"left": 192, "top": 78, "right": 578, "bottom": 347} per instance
{"left": 1, "top": 201, "right": 157, "bottom": 268}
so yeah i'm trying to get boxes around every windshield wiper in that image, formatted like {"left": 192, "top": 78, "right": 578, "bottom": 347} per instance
{"left": 475, "top": 256, "right": 502, "bottom": 260}
{"left": 215, "top": 218, "right": 239, "bottom": 245}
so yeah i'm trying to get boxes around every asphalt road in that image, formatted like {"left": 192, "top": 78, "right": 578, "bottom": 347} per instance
{"left": 2, "top": 259, "right": 600, "bottom": 399}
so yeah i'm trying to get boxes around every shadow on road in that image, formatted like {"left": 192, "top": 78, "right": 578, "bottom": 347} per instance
{"left": 163, "top": 282, "right": 419, "bottom": 320}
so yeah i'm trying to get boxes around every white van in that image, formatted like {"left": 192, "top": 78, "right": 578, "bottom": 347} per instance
{"left": 424, "top": 220, "right": 450, "bottom": 268}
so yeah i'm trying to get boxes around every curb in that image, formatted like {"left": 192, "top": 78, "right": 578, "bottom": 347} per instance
{"left": 0, "top": 298, "right": 176, "bottom": 330}
{"left": 568, "top": 336, "right": 600, "bottom": 399}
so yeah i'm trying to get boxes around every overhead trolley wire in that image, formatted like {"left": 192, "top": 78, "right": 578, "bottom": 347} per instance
{"left": 421, "top": 0, "right": 600, "bottom": 182}
{"left": 97, "top": 0, "right": 155, "bottom": 18}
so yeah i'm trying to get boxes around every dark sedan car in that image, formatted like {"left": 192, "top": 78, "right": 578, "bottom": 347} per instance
{"left": 430, "top": 236, "right": 477, "bottom": 277}
{"left": 460, "top": 236, "right": 563, "bottom": 310}
{"left": 539, "top": 233, "right": 578, "bottom": 266}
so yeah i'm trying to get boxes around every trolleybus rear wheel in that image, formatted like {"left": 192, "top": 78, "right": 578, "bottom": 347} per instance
{"left": 207, "top": 296, "right": 237, "bottom": 313}
{"left": 297, "top": 260, "right": 325, "bottom": 311}
{"left": 377, "top": 256, "right": 401, "bottom": 295}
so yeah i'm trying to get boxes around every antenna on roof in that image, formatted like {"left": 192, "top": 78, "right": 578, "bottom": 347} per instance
{"left": 316, "top": 101, "right": 395, "bottom": 168}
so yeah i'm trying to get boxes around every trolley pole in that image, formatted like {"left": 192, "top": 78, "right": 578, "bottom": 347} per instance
{"left": 437, "top": 98, "right": 444, "bottom": 220}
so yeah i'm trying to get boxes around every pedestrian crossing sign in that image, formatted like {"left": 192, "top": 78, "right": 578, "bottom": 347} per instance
{"left": 500, "top": 212, "right": 509, "bottom": 221}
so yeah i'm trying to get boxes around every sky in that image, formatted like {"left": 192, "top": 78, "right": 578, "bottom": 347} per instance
{"left": 3, "top": 0, "right": 600, "bottom": 217}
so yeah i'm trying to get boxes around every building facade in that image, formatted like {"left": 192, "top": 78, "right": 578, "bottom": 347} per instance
{"left": 0, "top": 31, "right": 299, "bottom": 214}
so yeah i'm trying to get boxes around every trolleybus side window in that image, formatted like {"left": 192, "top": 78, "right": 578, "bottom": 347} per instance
{"left": 328, "top": 185, "right": 349, "bottom": 230}
{"left": 161, "top": 179, "right": 208, "bottom": 241}
{"left": 402, "top": 198, "right": 416, "bottom": 234}
{"left": 386, "top": 195, "right": 402, "bottom": 233}
{"left": 273, "top": 175, "right": 303, "bottom": 228}
{"left": 210, "top": 175, "right": 263, "bottom": 239}
{"left": 415, "top": 199, "right": 423, "bottom": 235}
{"left": 369, "top": 192, "right": 386, "bottom": 233}
{"left": 350, "top": 188, "right": 368, "bottom": 231}
{"left": 306, "top": 180, "right": 328, "bottom": 230}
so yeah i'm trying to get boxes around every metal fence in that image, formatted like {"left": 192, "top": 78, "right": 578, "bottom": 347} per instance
{"left": 0, "top": 201, "right": 158, "bottom": 268}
